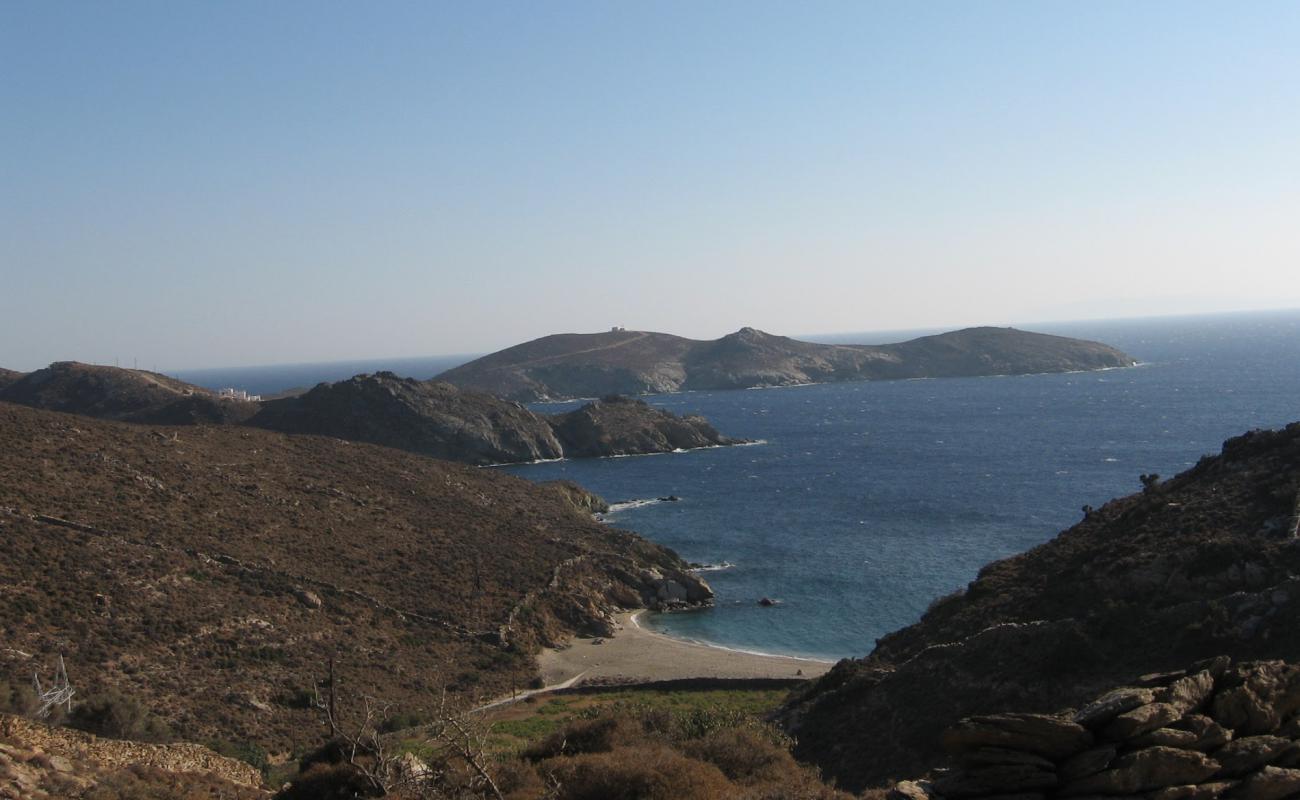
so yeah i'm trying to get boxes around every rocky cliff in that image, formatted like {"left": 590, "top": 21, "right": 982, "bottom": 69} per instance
{"left": 547, "top": 395, "right": 740, "bottom": 458}
{"left": 249, "top": 373, "right": 742, "bottom": 465}
{"left": 437, "top": 326, "right": 1136, "bottom": 401}
{"left": 249, "top": 372, "right": 566, "bottom": 465}
{"left": 0, "top": 361, "right": 257, "bottom": 424}
{"left": 889, "top": 657, "right": 1300, "bottom": 800}
{"left": 784, "top": 422, "right": 1300, "bottom": 791}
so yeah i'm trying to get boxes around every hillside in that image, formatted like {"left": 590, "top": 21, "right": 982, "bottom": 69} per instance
{"left": 0, "top": 368, "right": 23, "bottom": 391}
{"left": 0, "top": 401, "right": 711, "bottom": 756}
{"left": 249, "top": 373, "right": 740, "bottom": 465}
{"left": 437, "top": 326, "right": 1136, "bottom": 401}
{"left": 0, "top": 362, "right": 257, "bottom": 425}
{"left": 3, "top": 366, "right": 743, "bottom": 466}
{"left": 248, "top": 373, "right": 567, "bottom": 465}
{"left": 782, "top": 422, "right": 1300, "bottom": 791}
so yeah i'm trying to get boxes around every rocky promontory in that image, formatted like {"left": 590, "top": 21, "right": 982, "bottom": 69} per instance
{"left": 548, "top": 394, "right": 741, "bottom": 458}
{"left": 249, "top": 373, "right": 742, "bottom": 466}
{"left": 783, "top": 422, "right": 1300, "bottom": 791}
{"left": 0, "top": 361, "right": 257, "bottom": 424}
{"left": 249, "top": 372, "right": 566, "bottom": 465}
{"left": 437, "top": 325, "right": 1137, "bottom": 401}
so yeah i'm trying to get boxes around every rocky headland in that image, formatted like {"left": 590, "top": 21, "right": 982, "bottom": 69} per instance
{"left": 0, "top": 361, "right": 257, "bottom": 425}
{"left": 249, "top": 373, "right": 742, "bottom": 465}
{"left": 437, "top": 326, "right": 1137, "bottom": 401}
{"left": 782, "top": 422, "right": 1300, "bottom": 791}
{"left": 1, "top": 365, "right": 744, "bottom": 466}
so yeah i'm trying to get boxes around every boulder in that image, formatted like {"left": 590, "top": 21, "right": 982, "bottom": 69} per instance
{"left": 1104, "top": 703, "right": 1184, "bottom": 741}
{"left": 1157, "top": 671, "right": 1216, "bottom": 715}
{"left": 1060, "top": 747, "right": 1220, "bottom": 795}
{"left": 1213, "top": 663, "right": 1300, "bottom": 735}
{"left": 959, "top": 748, "right": 1057, "bottom": 770}
{"left": 1230, "top": 766, "right": 1300, "bottom": 800}
{"left": 1150, "top": 782, "right": 1237, "bottom": 800}
{"left": 1060, "top": 746, "right": 1118, "bottom": 782}
{"left": 1214, "top": 737, "right": 1300, "bottom": 777}
{"left": 942, "top": 714, "right": 1093, "bottom": 760}
{"left": 1075, "top": 688, "right": 1156, "bottom": 729}
{"left": 294, "top": 589, "right": 323, "bottom": 609}
{"left": 1213, "top": 687, "right": 1283, "bottom": 736}
{"left": 888, "top": 780, "right": 935, "bottom": 800}
{"left": 1134, "top": 728, "right": 1202, "bottom": 749}
{"left": 933, "top": 764, "right": 1058, "bottom": 797}
{"left": 1173, "top": 715, "right": 1235, "bottom": 752}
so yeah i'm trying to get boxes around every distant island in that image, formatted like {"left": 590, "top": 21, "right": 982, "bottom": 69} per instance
{"left": 436, "top": 325, "right": 1137, "bottom": 401}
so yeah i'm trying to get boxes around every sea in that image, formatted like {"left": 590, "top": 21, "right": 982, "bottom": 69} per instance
{"left": 179, "top": 310, "right": 1300, "bottom": 661}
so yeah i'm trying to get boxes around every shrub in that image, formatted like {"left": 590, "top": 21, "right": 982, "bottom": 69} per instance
{"left": 68, "top": 691, "right": 172, "bottom": 743}
{"left": 683, "top": 728, "right": 800, "bottom": 785}
{"left": 0, "top": 679, "right": 37, "bottom": 715}
{"left": 274, "top": 762, "right": 380, "bottom": 800}
{"left": 540, "top": 744, "right": 733, "bottom": 800}
{"left": 523, "top": 715, "right": 631, "bottom": 760}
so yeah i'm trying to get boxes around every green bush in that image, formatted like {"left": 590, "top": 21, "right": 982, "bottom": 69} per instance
{"left": 68, "top": 690, "right": 173, "bottom": 743}
{"left": 0, "top": 679, "right": 37, "bottom": 715}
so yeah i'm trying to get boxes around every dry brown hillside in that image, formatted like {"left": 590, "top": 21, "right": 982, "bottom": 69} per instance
{"left": 0, "top": 401, "right": 708, "bottom": 758}
{"left": 784, "top": 422, "right": 1300, "bottom": 791}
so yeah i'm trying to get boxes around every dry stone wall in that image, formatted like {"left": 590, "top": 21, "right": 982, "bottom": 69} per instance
{"left": 891, "top": 658, "right": 1300, "bottom": 800}
{"left": 0, "top": 712, "right": 264, "bottom": 790}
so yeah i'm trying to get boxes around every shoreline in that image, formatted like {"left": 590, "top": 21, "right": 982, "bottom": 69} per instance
{"left": 536, "top": 610, "right": 836, "bottom": 688}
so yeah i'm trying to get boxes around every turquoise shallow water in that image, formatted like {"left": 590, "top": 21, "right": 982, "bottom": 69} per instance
{"left": 504, "top": 311, "right": 1300, "bottom": 660}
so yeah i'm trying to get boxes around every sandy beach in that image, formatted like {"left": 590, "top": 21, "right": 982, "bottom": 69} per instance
{"left": 536, "top": 611, "right": 836, "bottom": 687}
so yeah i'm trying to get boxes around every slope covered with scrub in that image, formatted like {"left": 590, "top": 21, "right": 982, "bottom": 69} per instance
{"left": 783, "top": 422, "right": 1300, "bottom": 791}
{"left": 0, "top": 401, "right": 709, "bottom": 755}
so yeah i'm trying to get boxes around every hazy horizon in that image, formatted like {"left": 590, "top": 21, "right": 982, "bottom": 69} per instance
{"left": 5, "top": 2, "right": 1299, "bottom": 371}
{"left": 4, "top": 305, "right": 1295, "bottom": 376}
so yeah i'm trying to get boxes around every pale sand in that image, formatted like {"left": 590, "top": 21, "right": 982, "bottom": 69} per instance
{"left": 536, "top": 611, "right": 835, "bottom": 687}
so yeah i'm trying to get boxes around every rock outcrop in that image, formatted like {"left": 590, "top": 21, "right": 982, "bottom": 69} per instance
{"left": 0, "top": 713, "right": 264, "bottom": 798}
{"left": 888, "top": 658, "right": 1300, "bottom": 800}
{"left": 249, "top": 373, "right": 742, "bottom": 466}
{"left": 784, "top": 423, "right": 1300, "bottom": 791}
{"left": 249, "top": 372, "right": 566, "bottom": 465}
{"left": 0, "top": 361, "right": 257, "bottom": 424}
{"left": 437, "top": 326, "right": 1136, "bottom": 401}
{"left": 547, "top": 395, "right": 740, "bottom": 458}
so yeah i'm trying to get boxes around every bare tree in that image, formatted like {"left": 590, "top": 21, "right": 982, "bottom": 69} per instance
{"left": 310, "top": 658, "right": 505, "bottom": 799}
{"left": 33, "top": 654, "right": 74, "bottom": 718}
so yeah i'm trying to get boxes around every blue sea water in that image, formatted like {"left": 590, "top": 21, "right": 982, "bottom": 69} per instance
{"left": 503, "top": 310, "right": 1300, "bottom": 660}
{"left": 173, "top": 354, "right": 473, "bottom": 396}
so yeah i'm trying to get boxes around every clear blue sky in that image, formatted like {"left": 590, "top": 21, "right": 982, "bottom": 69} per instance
{"left": 3, "top": 1, "right": 1299, "bottom": 370}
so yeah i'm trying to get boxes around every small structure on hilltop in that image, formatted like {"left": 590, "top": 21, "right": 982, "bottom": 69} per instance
{"left": 218, "top": 387, "right": 262, "bottom": 402}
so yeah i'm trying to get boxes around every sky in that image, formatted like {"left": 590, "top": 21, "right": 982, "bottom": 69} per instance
{"left": 3, "top": 1, "right": 1299, "bottom": 371}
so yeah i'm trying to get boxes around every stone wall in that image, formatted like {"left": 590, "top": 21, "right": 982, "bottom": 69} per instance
{"left": 892, "top": 658, "right": 1300, "bottom": 800}
{"left": 0, "top": 712, "right": 263, "bottom": 789}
